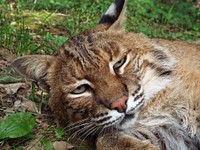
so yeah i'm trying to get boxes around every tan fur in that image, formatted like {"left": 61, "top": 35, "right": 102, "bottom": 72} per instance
{"left": 96, "top": 134, "right": 159, "bottom": 150}
{"left": 11, "top": 0, "right": 200, "bottom": 149}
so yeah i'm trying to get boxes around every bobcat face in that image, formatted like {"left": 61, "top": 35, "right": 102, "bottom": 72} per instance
{"left": 11, "top": 0, "right": 175, "bottom": 131}
{"left": 50, "top": 33, "right": 145, "bottom": 129}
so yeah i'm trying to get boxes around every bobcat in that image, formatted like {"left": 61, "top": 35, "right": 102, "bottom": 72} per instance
{"left": 11, "top": 0, "right": 200, "bottom": 149}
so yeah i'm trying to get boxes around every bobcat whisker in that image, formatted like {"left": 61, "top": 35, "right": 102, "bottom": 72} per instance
{"left": 67, "top": 123, "right": 94, "bottom": 141}
{"left": 96, "top": 126, "right": 105, "bottom": 139}
{"left": 64, "top": 119, "right": 91, "bottom": 133}
{"left": 75, "top": 125, "right": 97, "bottom": 148}
{"left": 93, "top": 126, "right": 102, "bottom": 137}
{"left": 64, "top": 122, "right": 92, "bottom": 134}
{"left": 79, "top": 124, "right": 96, "bottom": 137}
{"left": 64, "top": 118, "right": 90, "bottom": 129}
{"left": 98, "top": 126, "right": 111, "bottom": 138}
{"left": 80, "top": 125, "right": 97, "bottom": 140}
{"left": 111, "top": 125, "right": 116, "bottom": 134}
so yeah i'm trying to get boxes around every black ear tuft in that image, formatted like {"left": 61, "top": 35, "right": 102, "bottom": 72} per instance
{"left": 99, "top": 0, "right": 126, "bottom": 25}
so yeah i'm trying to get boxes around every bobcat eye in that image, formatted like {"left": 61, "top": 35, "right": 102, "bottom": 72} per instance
{"left": 113, "top": 56, "right": 127, "bottom": 70}
{"left": 72, "top": 85, "right": 87, "bottom": 94}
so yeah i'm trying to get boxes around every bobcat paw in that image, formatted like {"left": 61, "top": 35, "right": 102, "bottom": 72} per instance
{"left": 96, "top": 134, "right": 159, "bottom": 150}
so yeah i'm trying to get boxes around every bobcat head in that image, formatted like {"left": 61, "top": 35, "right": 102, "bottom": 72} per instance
{"left": 11, "top": 0, "right": 175, "bottom": 131}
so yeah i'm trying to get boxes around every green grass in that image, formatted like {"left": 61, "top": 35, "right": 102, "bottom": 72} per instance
{"left": 127, "top": 0, "right": 200, "bottom": 40}
{"left": 0, "top": 0, "right": 199, "bottom": 55}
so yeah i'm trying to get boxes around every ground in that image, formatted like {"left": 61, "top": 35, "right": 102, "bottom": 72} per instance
{"left": 0, "top": 49, "right": 92, "bottom": 149}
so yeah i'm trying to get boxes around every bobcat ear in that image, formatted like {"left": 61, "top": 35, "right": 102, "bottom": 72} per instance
{"left": 11, "top": 55, "right": 54, "bottom": 91}
{"left": 99, "top": 0, "right": 127, "bottom": 30}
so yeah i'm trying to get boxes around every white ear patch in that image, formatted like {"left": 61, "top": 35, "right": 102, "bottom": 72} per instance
{"left": 105, "top": 3, "right": 116, "bottom": 16}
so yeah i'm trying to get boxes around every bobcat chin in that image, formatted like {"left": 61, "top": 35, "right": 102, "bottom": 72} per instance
{"left": 11, "top": 0, "right": 200, "bottom": 149}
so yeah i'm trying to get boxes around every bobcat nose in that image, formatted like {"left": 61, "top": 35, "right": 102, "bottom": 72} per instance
{"left": 110, "top": 95, "right": 128, "bottom": 112}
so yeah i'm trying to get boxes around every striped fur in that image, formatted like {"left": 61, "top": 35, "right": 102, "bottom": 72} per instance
{"left": 11, "top": 0, "right": 200, "bottom": 149}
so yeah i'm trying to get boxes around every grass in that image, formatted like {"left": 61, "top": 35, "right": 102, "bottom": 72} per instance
{"left": 0, "top": 0, "right": 199, "bottom": 149}
{"left": 0, "top": 0, "right": 199, "bottom": 55}
{"left": 127, "top": 0, "right": 200, "bottom": 40}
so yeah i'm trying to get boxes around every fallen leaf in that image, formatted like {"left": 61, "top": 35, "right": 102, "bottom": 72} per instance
{"left": 0, "top": 48, "right": 15, "bottom": 62}
{"left": 13, "top": 100, "right": 21, "bottom": 109}
{"left": 21, "top": 100, "right": 39, "bottom": 113}
{"left": 0, "top": 86, "right": 6, "bottom": 95}
{"left": 14, "top": 100, "right": 39, "bottom": 113}
{"left": 16, "top": 82, "right": 31, "bottom": 97}
{"left": 36, "top": 118, "right": 49, "bottom": 128}
{"left": 0, "top": 143, "right": 11, "bottom": 150}
{"left": 0, "top": 83, "right": 25, "bottom": 94}
{"left": 25, "top": 135, "right": 44, "bottom": 150}
{"left": 53, "top": 141, "right": 74, "bottom": 150}
{"left": 3, "top": 108, "right": 15, "bottom": 114}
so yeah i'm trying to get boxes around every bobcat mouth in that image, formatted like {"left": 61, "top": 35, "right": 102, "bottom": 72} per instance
{"left": 125, "top": 86, "right": 145, "bottom": 115}
{"left": 119, "top": 113, "right": 135, "bottom": 126}
{"left": 92, "top": 111, "right": 136, "bottom": 130}
{"left": 95, "top": 113, "right": 135, "bottom": 128}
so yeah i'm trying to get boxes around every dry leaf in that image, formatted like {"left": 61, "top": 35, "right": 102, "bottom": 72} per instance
{"left": 14, "top": 100, "right": 39, "bottom": 113}
{"left": 25, "top": 135, "right": 44, "bottom": 150}
{"left": 0, "top": 143, "right": 11, "bottom": 150}
{"left": 0, "top": 83, "right": 25, "bottom": 94}
{"left": 3, "top": 108, "right": 15, "bottom": 114}
{"left": 53, "top": 141, "right": 74, "bottom": 150}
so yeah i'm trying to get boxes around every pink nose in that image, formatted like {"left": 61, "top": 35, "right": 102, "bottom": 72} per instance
{"left": 110, "top": 95, "right": 128, "bottom": 112}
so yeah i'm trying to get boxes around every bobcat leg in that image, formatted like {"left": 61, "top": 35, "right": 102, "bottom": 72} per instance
{"left": 96, "top": 134, "right": 159, "bottom": 150}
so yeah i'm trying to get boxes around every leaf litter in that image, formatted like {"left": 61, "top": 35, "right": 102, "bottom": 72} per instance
{"left": 0, "top": 44, "right": 91, "bottom": 150}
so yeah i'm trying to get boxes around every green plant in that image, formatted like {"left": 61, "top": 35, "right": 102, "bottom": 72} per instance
{"left": 0, "top": 0, "right": 199, "bottom": 56}
{"left": 0, "top": 74, "right": 24, "bottom": 84}
{"left": 54, "top": 127, "right": 65, "bottom": 139}
{"left": 31, "top": 82, "right": 36, "bottom": 102}
{"left": 40, "top": 137, "right": 53, "bottom": 150}
{"left": 127, "top": 0, "right": 199, "bottom": 41}
{"left": 0, "top": 112, "right": 36, "bottom": 139}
